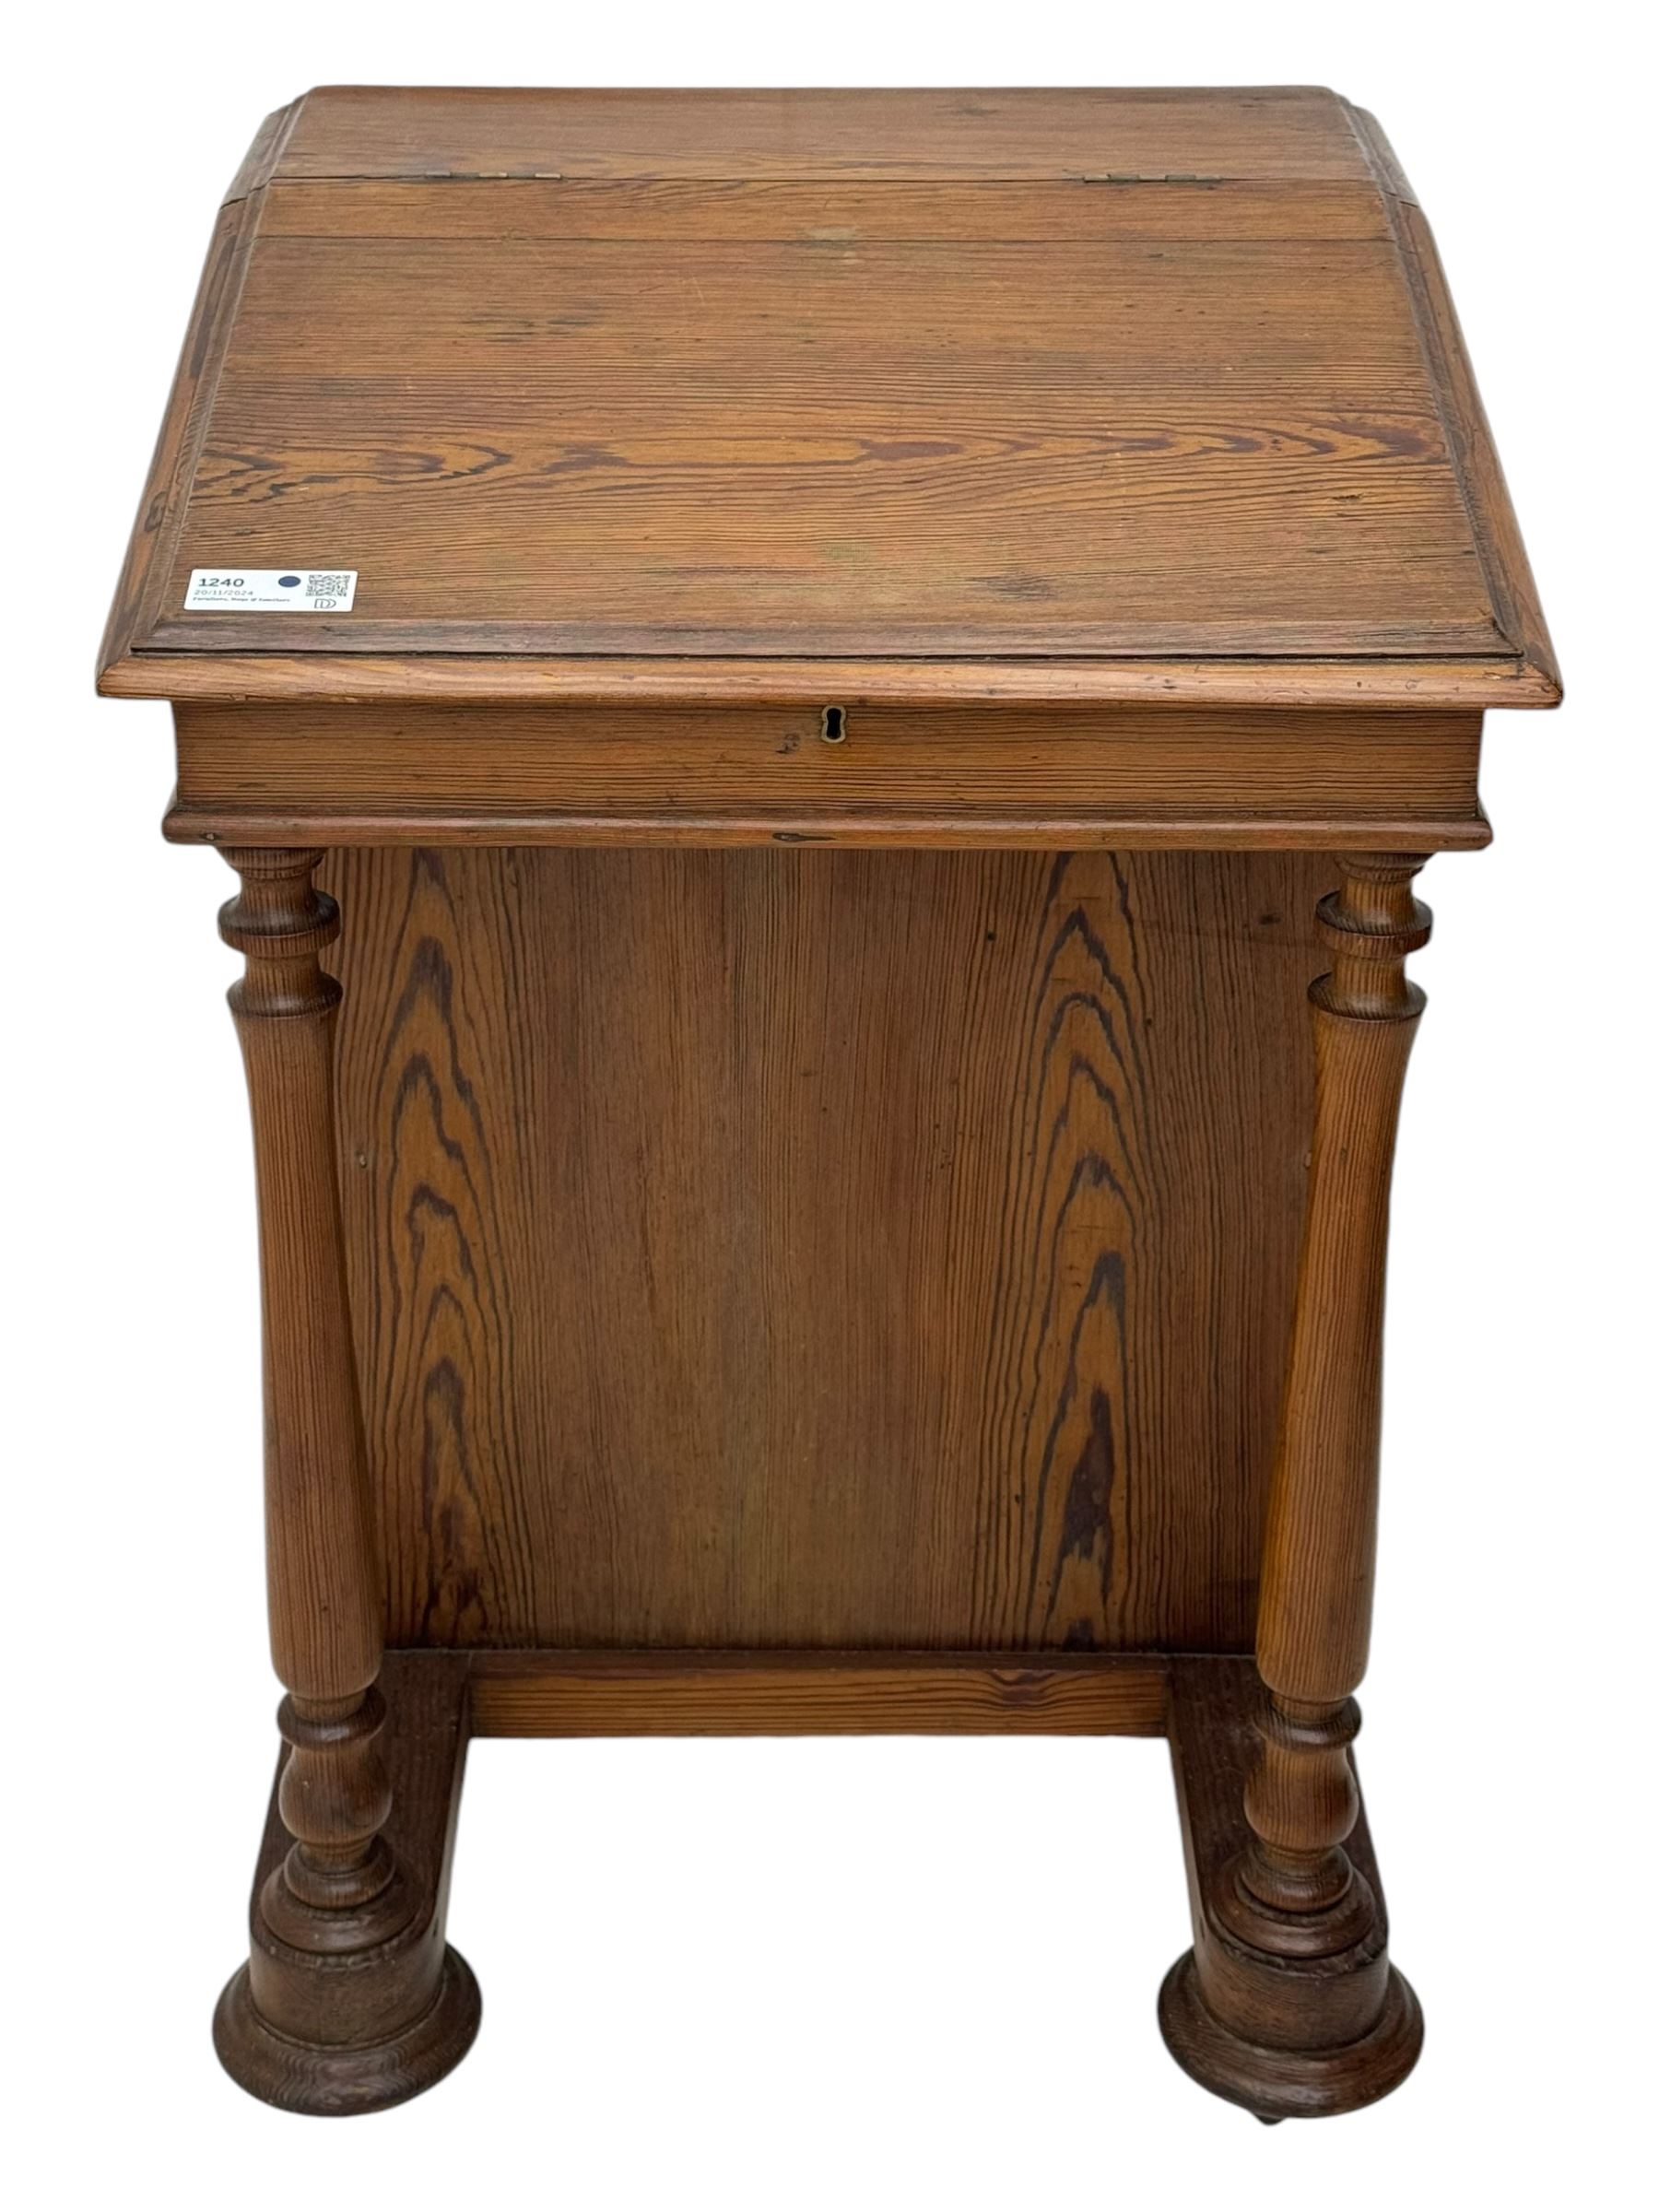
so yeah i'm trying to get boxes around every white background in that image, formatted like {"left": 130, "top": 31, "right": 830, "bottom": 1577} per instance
{"left": 8, "top": 5, "right": 1651, "bottom": 2204}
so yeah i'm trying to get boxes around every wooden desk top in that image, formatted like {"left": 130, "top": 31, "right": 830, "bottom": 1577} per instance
{"left": 100, "top": 86, "right": 1556, "bottom": 713}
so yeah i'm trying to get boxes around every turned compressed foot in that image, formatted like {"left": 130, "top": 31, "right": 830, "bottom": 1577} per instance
{"left": 1162, "top": 1660, "right": 1424, "bottom": 2120}
{"left": 1159, "top": 1950, "right": 1422, "bottom": 2123}
{"left": 216, "top": 1652, "right": 480, "bottom": 2114}
{"left": 214, "top": 1947, "right": 481, "bottom": 2118}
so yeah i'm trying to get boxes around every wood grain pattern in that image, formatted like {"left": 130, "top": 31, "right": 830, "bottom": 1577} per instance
{"left": 268, "top": 86, "right": 1382, "bottom": 184}
{"left": 168, "top": 700, "right": 1489, "bottom": 853}
{"left": 319, "top": 844, "right": 1325, "bottom": 1655}
{"left": 319, "top": 847, "right": 549, "bottom": 1648}
{"left": 224, "top": 97, "right": 304, "bottom": 204}
{"left": 465, "top": 1650, "right": 1168, "bottom": 1735}
{"left": 255, "top": 176, "right": 1400, "bottom": 245}
{"left": 112, "top": 651, "right": 1555, "bottom": 710}
{"left": 98, "top": 85, "right": 1559, "bottom": 711}
{"left": 151, "top": 230, "right": 1496, "bottom": 657}
{"left": 98, "top": 192, "right": 261, "bottom": 678}
{"left": 1393, "top": 190, "right": 1560, "bottom": 697}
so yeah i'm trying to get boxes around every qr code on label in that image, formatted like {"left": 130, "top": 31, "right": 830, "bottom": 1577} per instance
{"left": 306, "top": 573, "right": 352, "bottom": 597}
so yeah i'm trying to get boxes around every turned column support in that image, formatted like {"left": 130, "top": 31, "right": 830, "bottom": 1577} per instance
{"left": 217, "top": 848, "right": 408, "bottom": 1957}
{"left": 1160, "top": 854, "right": 1430, "bottom": 2119}
{"left": 1230, "top": 853, "right": 1429, "bottom": 1949}
{"left": 211, "top": 848, "right": 478, "bottom": 2112}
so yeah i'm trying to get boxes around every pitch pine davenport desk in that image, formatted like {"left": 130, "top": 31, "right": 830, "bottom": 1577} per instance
{"left": 100, "top": 88, "right": 1558, "bottom": 2120}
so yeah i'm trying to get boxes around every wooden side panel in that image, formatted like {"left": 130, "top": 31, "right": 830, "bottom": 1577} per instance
{"left": 323, "top": 847, "right": 1323, "bottom": 1653}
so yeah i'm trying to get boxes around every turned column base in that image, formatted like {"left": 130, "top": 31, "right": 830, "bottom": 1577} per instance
{"left": 1158, "top": 1951, "right": 1421, "bottom": 2122}
{"left": 1160, "top": 1659, "right": 1424, "bottom": 2120}
{"left": 215, "top": 1652, "right": 481, "bottom": 2115}
{"left": 214, "top": 1947, "right": 481, "bottom": 2118}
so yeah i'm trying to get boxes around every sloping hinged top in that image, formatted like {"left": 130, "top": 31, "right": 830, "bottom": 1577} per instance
{"left": 100, "top": 86, "right": 1558, "bottom": 709}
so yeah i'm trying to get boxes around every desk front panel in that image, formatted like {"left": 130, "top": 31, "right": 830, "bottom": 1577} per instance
{"left": 319, "top": 843, "right": 1329, "bottom": 1653}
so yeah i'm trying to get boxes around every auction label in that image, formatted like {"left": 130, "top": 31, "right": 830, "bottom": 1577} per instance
{"left": 184, "top": 569, "right": 358, "bottom": 612}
